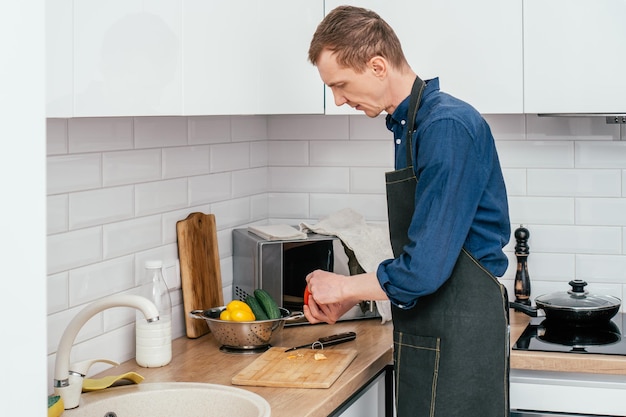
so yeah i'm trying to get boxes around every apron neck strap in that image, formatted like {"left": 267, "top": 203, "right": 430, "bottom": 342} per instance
{"left": 405, "top": 76, "right": 425, "bottom": 167}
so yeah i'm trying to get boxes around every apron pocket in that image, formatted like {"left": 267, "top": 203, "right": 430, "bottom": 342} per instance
{"left": 393, "top": 331, "right": 441, "bottom": 417}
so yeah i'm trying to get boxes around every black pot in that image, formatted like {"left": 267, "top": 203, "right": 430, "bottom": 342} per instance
{"left": 510, "top": 280, "right": 621, "bottom": 326}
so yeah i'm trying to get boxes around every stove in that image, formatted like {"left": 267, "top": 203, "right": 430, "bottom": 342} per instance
{"left": 513, "top": 313, "right": 626, "bottom": 355}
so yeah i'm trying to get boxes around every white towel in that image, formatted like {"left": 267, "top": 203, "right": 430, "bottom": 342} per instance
{"left": 300, "top": 208, "right": 393, "bottom": 324}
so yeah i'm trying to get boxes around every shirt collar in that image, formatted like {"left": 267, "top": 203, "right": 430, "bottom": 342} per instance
{"left": 386, "top": 77, "right": 439, "bottom": 133}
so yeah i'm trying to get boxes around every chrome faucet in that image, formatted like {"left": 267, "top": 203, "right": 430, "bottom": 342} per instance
{"left": 53, "top": 294, "right": 160, "bottom": 409}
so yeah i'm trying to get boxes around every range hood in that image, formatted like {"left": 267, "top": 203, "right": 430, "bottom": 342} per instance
{"left": 538, "top": 114, "right": 626, "bottom": 125}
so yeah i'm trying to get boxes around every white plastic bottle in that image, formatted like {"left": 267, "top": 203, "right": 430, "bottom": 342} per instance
{"left": 136, "top": 260, "right": 172, "bottom": 367}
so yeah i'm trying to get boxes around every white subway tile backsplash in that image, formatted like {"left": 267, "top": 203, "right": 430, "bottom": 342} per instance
{"left": 210, "top": 142, "right": 250, "bottom": 173}
{"left": 47, "top": 227, "right": 102, "bottom": 274}
{"left": 69, "top": 186, "right": 134, "bottom": 229}
{"left": 523, "top": 252, "right": 576, "bottom": 282}
{"left": 68, "top": 256, "right": 134, "bottom": 306}
{"left": 47, "top": 194, "right": 68, "bottom": 234}
{"left": 501, "top": 168, "right": 527, "bottom": 196}
{"left": 496, "top": 141, "right": 574, "bottom": 168}
{"left": 269, "top": 166, "right": 349, "bottom": 193}
{"left": 47, "top": 272, "right": 69, "bottom": 314}
{"left": 268, "top": 193, "right": 310, "bottom": 219}
{"left": 163, "top": 145, "right": 210, "bottom": 178}
{"left": 45, "top": 113, "right": 626, "bottom": 379}
{"left": 211, "top": 197, "right": 252, "bottom": 229}
{"left": 575, "top": 141, "right": 626, "bottom": 168}
{"left": 577, "top": 254, "right": 626, "bottom": 283}
{"left": 482, "top": 114, "right": 525, "bottom": 140}
{"left": 348, "top": 114, "right": 389, "bottom": 140}
{"left": 232, "top": 167, "right": 267, "bottom": 198}
{"left": 232, "top": 115, "right": 268, "bottom": 142}
{"left": 268, "top": 114, "right": 349, "bottom": 140}
{"left": 68, "top": 118, "right": 133, "bottom": 153}
{"left": 103, "top": 149, "right": 162, "bottom": 186}
{"left": 350, "top": 167, "right": 388, "bottom": 194}
{"left": 134, "top": 243, "right": 180, "bottom": 286}
{"left": 103, "top": 215, "right": 162, "bottom": 259}
{"left": 507, "top": 196, "right": 575, "bottom": 225}
{"left": 267, "top": 140, "right": 309, "bottom": 166}
{"left": 188, "top": 172, "right": 231, "bottom": 206}
{"left": 188, "top": 116, "right": 231, "bottom": 145}
{"left": 310, "top": 140, "right": 392, "bottom": 167}
{"left": 47, "top": 119, "right": 68, "bottom": 155}
{"left": 135, "top": 178, "right": 188, "bottom": 216}
{"left": 134, "top": 116, "right": 188, "bottom": 148}
{"left": 310, "top": 193, "right": 389, "bottom": 222}
{"left": 530, "top": 225, "right": 621, "bottom": 255}
{"left": 250, "top": 141, "right": 268, "bottom": 168}
{"left": 527, "top": 169, "right": 621, "bottom": 197}
{"left": 250, "top": 194, "right": 269, "bottom": 222}
{"left": 47, "top": 154, "right": 101, "bottom": 194}
{"left": 576, "top": 198, "right": 626, "bottom": 226}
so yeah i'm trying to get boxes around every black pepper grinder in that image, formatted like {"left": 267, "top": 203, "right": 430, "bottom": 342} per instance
{"left": 514, "top": 225, "right": 531, "bottom": 305}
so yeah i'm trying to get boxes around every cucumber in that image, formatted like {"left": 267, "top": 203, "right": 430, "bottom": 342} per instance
{"left": 254, "top": 289, "right": 281, "bottom": 320}
{"left": 245, "top": 294, "right": 269, "bottom": 320}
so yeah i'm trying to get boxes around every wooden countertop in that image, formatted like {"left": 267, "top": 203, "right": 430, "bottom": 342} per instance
{"left": 87, "top": 311, "right": 626, "bottom": 417}
{"left": 93, "top": 319, "right": 394, "bottom": 417}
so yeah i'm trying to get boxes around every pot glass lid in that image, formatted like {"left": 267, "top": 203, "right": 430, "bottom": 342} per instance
{"left": 535, "top": 280, "right": 621, "bottom": 310}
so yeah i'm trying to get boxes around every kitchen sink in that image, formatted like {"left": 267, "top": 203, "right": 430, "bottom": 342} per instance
{"left": 62, "top": 382, "right": 271, "bottom": 417}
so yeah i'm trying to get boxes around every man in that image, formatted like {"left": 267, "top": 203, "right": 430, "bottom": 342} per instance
{"left": 304, "top": 6, "right": 511, "bottom": 417}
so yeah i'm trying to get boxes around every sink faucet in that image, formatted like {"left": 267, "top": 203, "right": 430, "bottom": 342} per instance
{"left": 53, "top": 294, "right": 160, "bottom": 409}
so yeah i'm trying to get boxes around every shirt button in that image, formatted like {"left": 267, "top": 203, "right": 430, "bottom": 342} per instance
{"left": 401, "top": 120, "right": 406, "bottom": 125}
{"left": 395, "top": 139, "right": 401, "bottom": 144}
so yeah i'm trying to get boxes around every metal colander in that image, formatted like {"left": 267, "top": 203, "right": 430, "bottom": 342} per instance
{"left": 190, "top": 307, "right": 303, "bottom": 351}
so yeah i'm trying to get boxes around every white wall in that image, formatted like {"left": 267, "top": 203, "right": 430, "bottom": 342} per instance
{"left": 45, "top": 113, "right": 626, "bottom": 395}
{"left": 2, "top": 2, "right": 47, "bottom": 416}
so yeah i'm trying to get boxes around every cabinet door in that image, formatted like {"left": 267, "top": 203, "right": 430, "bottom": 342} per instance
{"left": 185, "top": 0, "right": 324, "bottom": 115}
{"left": 74, "top": 0, "right": 183, "bottom": 117}
{"left": 257, "top": 0, "right": 324, "bottom": 115}
{"left": 184, "top": 0, "right": 259, "bottom": 115}
{"left": 323, "top": 0, "right": 523, "bottom": 115}
{"left": 47, "top": 0, "right": 73, "bottom": 117}
{"left": 523, "top": 0, "right": 626, "bottom": 113}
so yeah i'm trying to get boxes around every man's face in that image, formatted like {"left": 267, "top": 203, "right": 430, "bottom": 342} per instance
{"left": 316, "top": 49, "right": 387, "bottom": 118}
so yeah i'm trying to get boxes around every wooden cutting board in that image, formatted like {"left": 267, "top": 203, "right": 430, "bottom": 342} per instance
{"left": 232, "top": 347, "right": 358, "bottom": 389}
{"left": 176, "top": 212, "right": 224, "bottom": 339}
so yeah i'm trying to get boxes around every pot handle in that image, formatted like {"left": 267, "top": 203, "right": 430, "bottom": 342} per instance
{"left": 509, "top": 301, "right": 538, "bottom": 317}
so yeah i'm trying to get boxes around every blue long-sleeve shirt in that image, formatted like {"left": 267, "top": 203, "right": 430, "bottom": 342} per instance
{"left": 377, "top": 78, "right": 510, "bottom": 309}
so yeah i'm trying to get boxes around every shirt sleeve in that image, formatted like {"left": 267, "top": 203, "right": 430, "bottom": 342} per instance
{"left": 377, "top": 116, "right": 492, "bottom": 309}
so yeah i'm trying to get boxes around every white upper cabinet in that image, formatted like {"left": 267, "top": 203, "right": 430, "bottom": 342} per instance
{"left": 73, "top": 0, "right": 183, "bottom": 117}
{"left": 323, "top": 0, "right": 524, "bottom": 115}
{"left": 184, "top": 0, "right": 323, "bottom": 115}
{"left": 47, "top": 0, "right": 73, "bottom": 118}
{"left": 47, "top": 0, "right": 323, "bottom": 117}
{"left": 523, "top": 0, "right": 626, "bottom": 114}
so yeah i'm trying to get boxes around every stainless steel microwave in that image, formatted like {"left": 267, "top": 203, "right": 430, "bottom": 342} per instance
{"left": 232, "top": 228, "right": 380, "bottom": 325}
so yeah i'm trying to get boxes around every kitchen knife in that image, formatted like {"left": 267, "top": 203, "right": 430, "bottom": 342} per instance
{"left": 284, "top": 331, "right": 356, "bottom": 352}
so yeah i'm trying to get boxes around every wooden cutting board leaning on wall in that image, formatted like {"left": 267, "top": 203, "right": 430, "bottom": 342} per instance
{"left": 176, "top": 212, "right": 224, "bottom": 339}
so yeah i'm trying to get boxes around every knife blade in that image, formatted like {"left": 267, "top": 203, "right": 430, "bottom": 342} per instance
{"left": 284, "top": 331, "right": 357, "bottom": 352}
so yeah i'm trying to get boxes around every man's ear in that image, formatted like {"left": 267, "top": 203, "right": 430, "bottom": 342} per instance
{"left": 369, "top": 56, "right": 388, "bottom": 79}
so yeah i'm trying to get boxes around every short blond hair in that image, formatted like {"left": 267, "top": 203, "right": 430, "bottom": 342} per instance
{"left": 308, "top": 5, "right": 409, "bottom": 73}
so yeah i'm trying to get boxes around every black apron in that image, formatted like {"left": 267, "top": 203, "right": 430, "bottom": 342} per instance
{"left": 385, "top": 76, "right": 510, "bottom": 417}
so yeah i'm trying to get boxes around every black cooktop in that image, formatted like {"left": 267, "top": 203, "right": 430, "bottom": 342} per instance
{"left": 513, "top": 313, "right": 626, "bottom": 355}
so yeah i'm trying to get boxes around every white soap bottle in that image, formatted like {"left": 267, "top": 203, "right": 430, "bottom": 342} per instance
{"left": 136, "top": 260, "right": 172, "bottom": 367}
